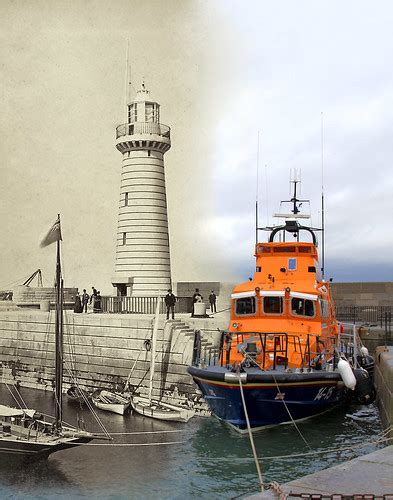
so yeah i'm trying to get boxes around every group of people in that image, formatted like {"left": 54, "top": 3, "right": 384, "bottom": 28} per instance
{"left": 164, "top": 287, "right": 217, "bottom": 320}
{"left": 74, "top": 286, "right": 102, "bottom": 313}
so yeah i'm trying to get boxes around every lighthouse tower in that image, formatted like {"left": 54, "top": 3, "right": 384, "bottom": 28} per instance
{"left": 112, "top": 83, "right": 172, "bottom": 297}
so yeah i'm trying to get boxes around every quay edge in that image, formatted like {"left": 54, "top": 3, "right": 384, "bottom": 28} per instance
{"left": 247, "top": 445, "right": 393, "bottom": 498}
{"left": 0, "top": 309, "right": 227, "bottom": 413}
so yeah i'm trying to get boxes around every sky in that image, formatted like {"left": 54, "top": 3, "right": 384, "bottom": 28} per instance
{"left": 1, "top": 0, "right": 393, "bottom": 294}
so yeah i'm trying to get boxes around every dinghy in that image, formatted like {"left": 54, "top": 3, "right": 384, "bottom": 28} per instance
{"left": 91, "top": 389, "right": 131, "bottom": 415}
{"left": 131, "top": 395, "right": 194, "bottom": 422}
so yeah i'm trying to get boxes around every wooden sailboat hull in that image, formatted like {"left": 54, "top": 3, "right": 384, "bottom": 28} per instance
{"left": 0, "top": 418, "right": 94, "bottom": 458}
{"left": 91, "top": 390, "right": 131, "bottom": 415}
{"left": 0, "top": 434, "right": 93, "bottom": 457}
{"left": 131, "top": 396, "right": 195, "bottom": 423}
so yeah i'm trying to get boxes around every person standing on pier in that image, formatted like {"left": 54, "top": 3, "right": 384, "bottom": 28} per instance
{"left": 165, "top": 289, "right": 176, "bottom": 320}
{"left": 74, "top": 292, "right": 82, "bottom": 313}
{"left": 81, "top": 289, "right": 89, "bottom": 313}
{"left": 94, "top": 291, "right": 102, "bottom": 313}
{"left": 209, "top": 290, "right": 217, "bottom": 313}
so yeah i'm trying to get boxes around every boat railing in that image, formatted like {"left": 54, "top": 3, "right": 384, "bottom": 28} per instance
{"left": 192, "top": 331, "right": 329, "bottom": 371}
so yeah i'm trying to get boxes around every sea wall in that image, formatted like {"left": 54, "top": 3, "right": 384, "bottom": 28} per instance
{"left": 0, "top": 310, "right": 228, "bottom": 413}
{"left": 374, "top": 346, "right": 393, "bottom": 439}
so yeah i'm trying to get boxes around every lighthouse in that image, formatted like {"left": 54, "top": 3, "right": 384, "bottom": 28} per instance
{"left": 112, "top": 83, "right": 172, "bottom": 297}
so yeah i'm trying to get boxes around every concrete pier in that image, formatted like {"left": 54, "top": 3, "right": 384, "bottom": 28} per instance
{"left": 374, "top": 346, "right": 393, "bottom": 440}
{"left": 0, "top": 310, "right": 227, "bottom": 412}
{"left": 248, "top": 445, "right": 393, "bottom": 498}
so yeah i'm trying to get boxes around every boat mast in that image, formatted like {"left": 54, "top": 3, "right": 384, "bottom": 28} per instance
{"left": 148, "top": 295, "right": 161, "bottom": 403}
{"left": 321, "top": 112, "right": 325, "bottom": 278}
{"left": 255, "top": 131, "right": 260, "bottom": 247}
{"left": 54, "top": 217, "right": 63, "bottom": 432}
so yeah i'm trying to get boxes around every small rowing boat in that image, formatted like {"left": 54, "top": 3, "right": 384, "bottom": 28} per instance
{"left": 91, "top": 390, "right": 131, "bottom": 415}
{"left": 131, "top": 396, "right": 195, "bottom": 422}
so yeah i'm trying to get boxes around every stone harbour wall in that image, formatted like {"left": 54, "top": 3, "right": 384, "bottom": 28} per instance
{"left": 0, "top": 310, "right": 229, "bottom": 413}
{"left": 374, "top": 346, "right": 393, "bottom": 439}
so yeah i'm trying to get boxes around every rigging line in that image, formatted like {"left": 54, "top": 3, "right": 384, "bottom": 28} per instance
{"left": 62, "top": 355, "right": 111, "bottom": 438}
{"left": 241, "top": 349, "right": 311, "bottom": 450}
{"left": 95, "top": 430, "right": 186, "bottom": 436}
{"left": 5, "top": 383, "right": 22, "bottom": 409}
{"left": 8, "top": 382, "right": 28, "bottom": 409}
{"left": 62, "top": 361, "right": 111, "bottom": 439}
{"left": 238, "top": 371, "right": 264, "bottom": 493}
{"left": 124, "top": 323, "right": 155, "bottom": 391}
{"left": 85, "top": 441, "right": 185, "bottom": 447}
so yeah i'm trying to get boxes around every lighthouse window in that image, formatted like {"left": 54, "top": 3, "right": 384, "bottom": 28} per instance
{"left": 125, "top": 192, "right": 129, "bottom": 206}
{"left": 291, "top": 298, "right": 315, "bottom": 317}
{"left": 263, "top": 297, "right": 283, "bottom": 314}
{"left": 122, "top": 232, "right": 126, "bottom": 246}
{"left": 235, "top": 297, "right": 256, "bottom": 316}
{"left": 145, "top": 103, "right": 154, "bottom": 122}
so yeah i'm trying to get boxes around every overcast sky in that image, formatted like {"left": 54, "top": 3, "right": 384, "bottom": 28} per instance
{"left": 1, "top": 0, "right": 393, "bottom": 294}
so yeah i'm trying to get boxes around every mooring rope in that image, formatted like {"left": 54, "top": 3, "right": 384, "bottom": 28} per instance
{"left": 238, "top": 370, "right": 264, "bottom": 493}
{"left": 85, "top": 440, "right": 185, "bottom": 447}
{"left": 240, "top": 349, "right": 311, "bottom": 450}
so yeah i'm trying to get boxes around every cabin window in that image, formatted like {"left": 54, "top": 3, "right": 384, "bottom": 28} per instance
{"left": 263, "top": 296, "right": 283, "bottom": 314}
{"left": 273, "top": 246, "right": 296, "bottom": 253}
{"left": 288, "top": 258, "right": 297, "bottom": 271}
{"left": 299, "top": 247, "right": 311, "bottom": 253}
{"left": 235, "top": 297, "right": 256, "bottom": 316}
{"left": 291, "top": 298, "right": 315, "bottom": 317}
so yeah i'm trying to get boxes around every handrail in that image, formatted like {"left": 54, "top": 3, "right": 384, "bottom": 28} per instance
{"left": 116, "top": 122, "right": 171, "bottom": 140}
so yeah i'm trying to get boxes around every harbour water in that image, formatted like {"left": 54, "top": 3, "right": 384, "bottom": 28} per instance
{"left": 0, "top": 385, "right": 385, "bottom": 499}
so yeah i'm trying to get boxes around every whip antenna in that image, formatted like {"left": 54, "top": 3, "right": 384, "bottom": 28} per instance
{"left": 321, "top": 112, "right": 325, "bottom": 278}
{"left": 255, "top": 131, "right": 260, "bottom": 247}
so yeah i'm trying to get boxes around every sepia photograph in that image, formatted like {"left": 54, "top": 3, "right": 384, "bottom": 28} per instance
{"left": 0, "top": 0, "right": 392, "bottom": 498}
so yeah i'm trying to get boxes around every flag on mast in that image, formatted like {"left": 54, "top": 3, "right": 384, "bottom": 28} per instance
{"left": 40, "top": 216, "right": 62, "bottom": 247}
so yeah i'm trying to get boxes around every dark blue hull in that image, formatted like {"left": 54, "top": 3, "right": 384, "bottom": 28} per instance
{"left": 188, "top": 366, "right": 347, "bottom": 431}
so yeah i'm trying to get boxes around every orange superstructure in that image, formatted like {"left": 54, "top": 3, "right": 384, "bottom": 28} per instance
{"left": 225, "top": 200, "right": 339, "bottom": 370}
{"left": 188, "top": 178, "right": 375, "bottom": 432}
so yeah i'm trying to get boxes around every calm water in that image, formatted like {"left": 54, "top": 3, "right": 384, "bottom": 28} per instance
{"left": 0, "top": 385, "right": 385, "bottom": 499}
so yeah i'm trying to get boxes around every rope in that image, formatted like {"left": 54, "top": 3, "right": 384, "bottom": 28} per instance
{"left": 241, "top": 349, "right": 311, "bottom": 450}
{"left": 5, "top": 383, "right": 23, "bottom": 409}
{"left": 94, "top": 430, "right": 186, "bottom": 436}
{"left": 237, "top": 370, "right": 264, "bottom": 492}
{"left": 85, "top": 440, "right": 185, "bottom": 447}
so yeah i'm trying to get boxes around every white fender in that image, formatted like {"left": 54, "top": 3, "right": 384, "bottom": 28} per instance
{"left": 338, "top": 359, "right": 357, "bottom": 390}
{"left": 360, "top": 346, "right": 369, "bottom": 357}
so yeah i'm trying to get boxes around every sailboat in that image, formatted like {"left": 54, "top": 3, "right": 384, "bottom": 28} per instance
{"left": 131, "top": 295, "right": 195, "bottom": 423}
{"left": 0, "top": 216, "right": 97, "bottom": 457}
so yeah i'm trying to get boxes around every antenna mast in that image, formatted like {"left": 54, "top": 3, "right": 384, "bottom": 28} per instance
{"left": 255, "top": 131, "right": 260, "bottom": 247}
{"left": 321, "top": 112, "right": 325, "bottom": 278}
